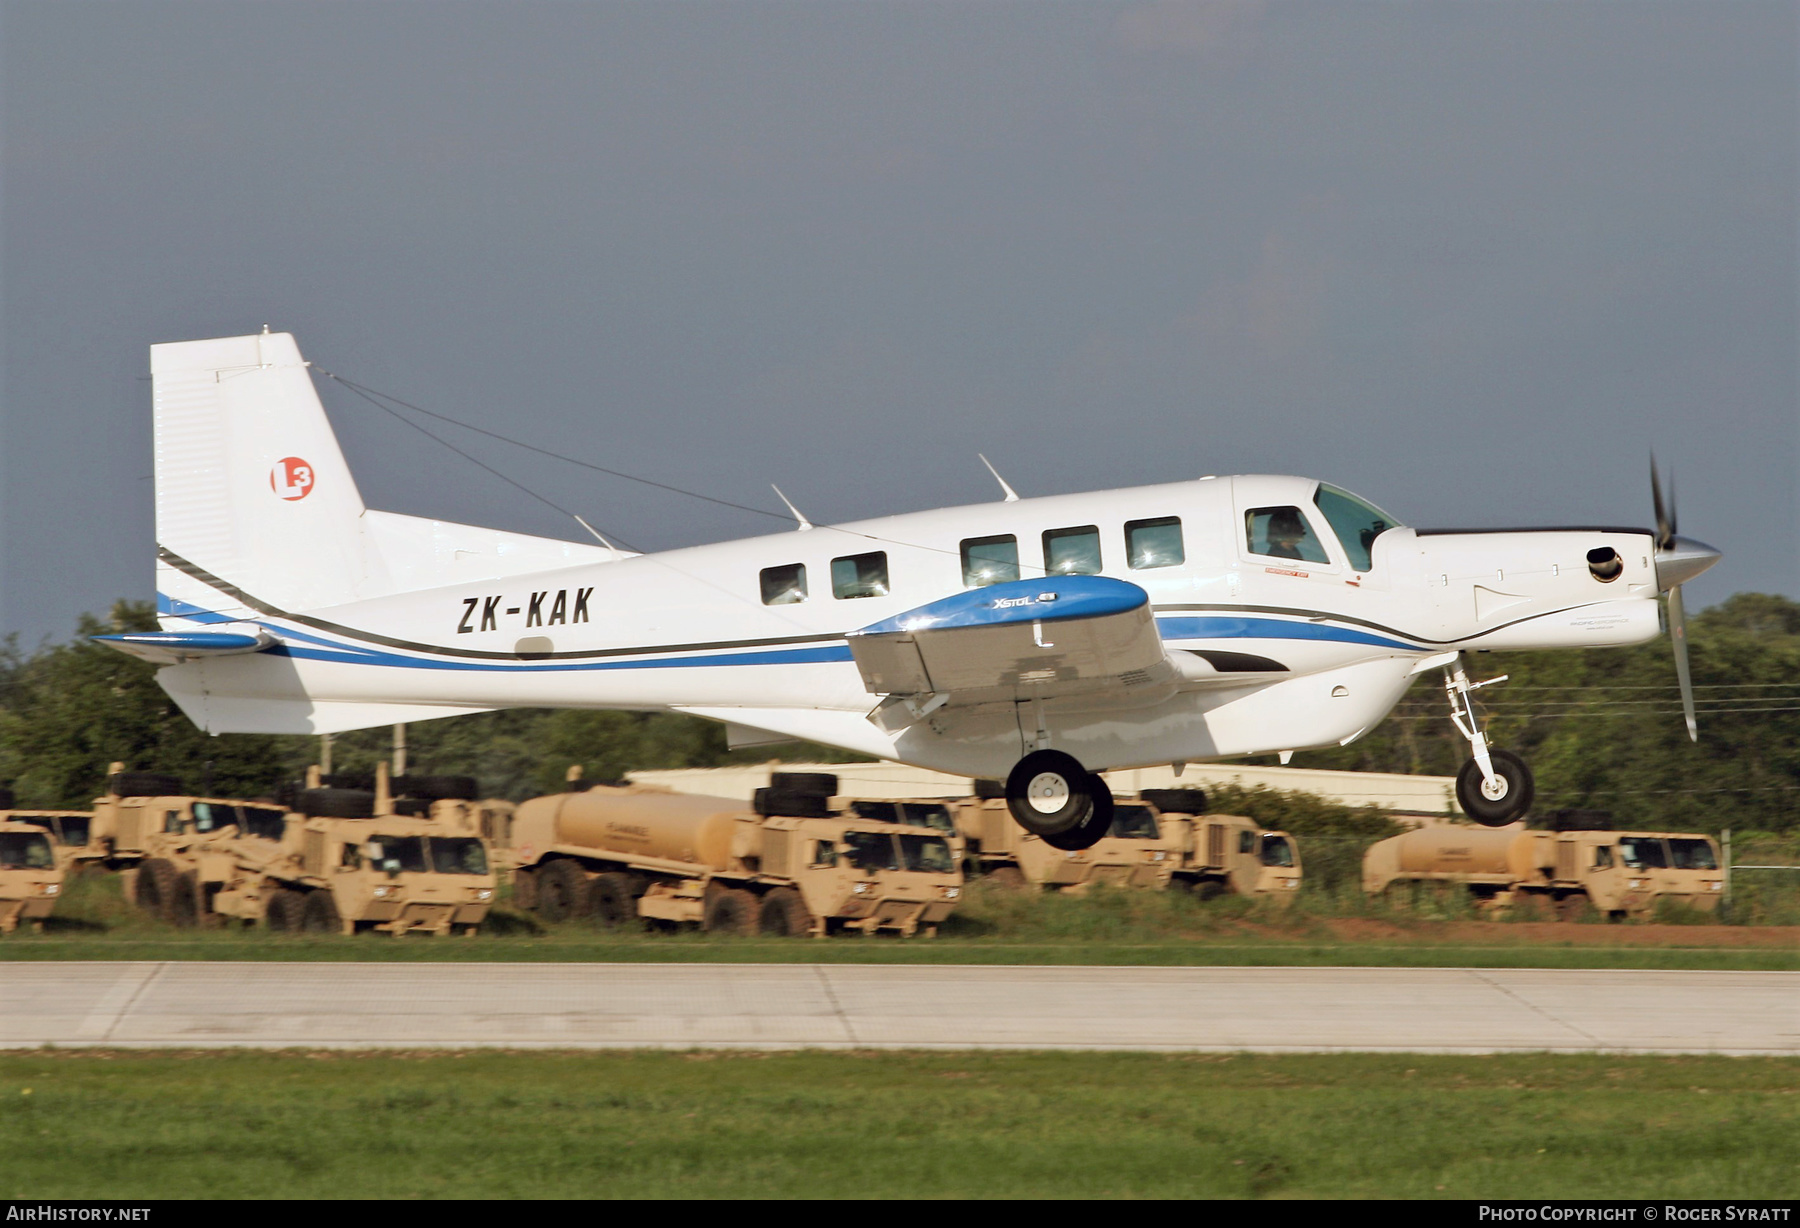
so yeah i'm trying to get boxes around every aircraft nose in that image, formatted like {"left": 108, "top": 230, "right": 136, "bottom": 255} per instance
{"left": 1655, "top": 536, "right": 1722, "bottom": 591}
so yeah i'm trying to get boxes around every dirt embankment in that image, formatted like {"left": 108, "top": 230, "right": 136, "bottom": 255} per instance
{"left": 1311, "top": 918, "right": 1800, "bottom": 948}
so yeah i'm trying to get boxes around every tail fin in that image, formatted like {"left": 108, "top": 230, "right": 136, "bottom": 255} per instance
{"left": 151, "top": 331, "right": 622, "bottom": 628}
{"left": 152, "top": 331, "right": 380, "bottom": 621}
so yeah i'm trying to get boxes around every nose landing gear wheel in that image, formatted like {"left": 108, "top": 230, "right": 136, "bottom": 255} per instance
{"left": 1456, "top": 749, "right": 1534, "bottom": 826}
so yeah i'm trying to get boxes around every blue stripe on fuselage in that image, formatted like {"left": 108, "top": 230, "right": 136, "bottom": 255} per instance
{"left": 156, "top": 592, "right": 1423, "bottom": 673}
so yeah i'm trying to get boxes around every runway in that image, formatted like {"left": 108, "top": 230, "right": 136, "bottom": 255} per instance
{"left": 2, "top": 963, "right": 1794, "bottom": 1054}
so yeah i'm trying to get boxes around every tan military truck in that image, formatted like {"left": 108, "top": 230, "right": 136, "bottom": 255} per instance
{"left": 1, "top": 809, "right": 95, "bottom": 873}
{"left": 0, "top": 819, "right": 63, "bottom": 934}
{"left": 510, "top": 779, "right": 964, "bottom": 937}
{"left": 108, "top": 764, "right": 498, "bottom": 935}
{"left": 954, "top": 788, "right": 1303, "bottom": 901}
{"left": 1361, "top": 824, "right": 1725, "bottom": 920}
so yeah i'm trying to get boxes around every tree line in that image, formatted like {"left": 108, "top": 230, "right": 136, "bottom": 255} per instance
{"left": 2, "top": 594, "right": 1796, "bottom": 835}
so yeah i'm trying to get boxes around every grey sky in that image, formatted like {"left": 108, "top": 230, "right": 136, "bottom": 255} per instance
{"left": 3, "top": 0, "right": 1793, "bottom": 643}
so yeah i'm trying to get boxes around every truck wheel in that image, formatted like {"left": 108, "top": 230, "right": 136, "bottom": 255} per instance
{"left": 1554, "top": 892, "right": 1591, "bottom": 923}
{"left": 983, "top": 865, "right": 1029, "bottom": 891}
{"left": 393, "top": 774, "right": 479, "bottom": 801}
{"left": 769, "top": 772, "right": 838, "bottom": 797}
{"left": 589, "top": 872, "right": 639, "bottom": 928}
{"left": 265, "top": 889, "right": 306, "bottom": 933}
{"left": 110, "top": 770, "right": 182, "bottom": 798}
{"left": 168, "top": 870, "right": 200, "bottom": 928}
{"left": 511, "top": 868, "right": 537, "bottom": 911}
{"left": 702, "top": 887, "right": 759, "bottom": 935}
{"left": 301, "top": 890, "right": 342, "bottom": 934}
{"left": 535, "top": 860, "right": 589, "bottom": 923}
{"left": 1194, "top": 879, "right": 1227, "bottom": 901}
{"left": 757, "top": 887, "right": 813, "bottom": 937}
{"left": 136, "top": 858, "right": 180, "bottom": 920}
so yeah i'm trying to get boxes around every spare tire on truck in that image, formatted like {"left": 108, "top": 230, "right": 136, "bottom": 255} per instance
{"left": 972, "top": 779, "right": 1006, "bottom": 800}
{"left": 753, "top": 788, "right": 833, "bottom": 819}
{"left": 393, "top": 775, "right": 479, "bottom": 802}
{"left": 110, "top": 771, "right": 182, "bottom": 799}
{"left": 297, "top": 788, "right": 376, "bottom": 819}
{"left": 1140, "top": 789, "right": 1208, "bottom": 814}
{"left": 0, "top": 786, "right": 14, "bottom": 809}
{"left": 769, "top": 772, "right": 838, "bottom": 797}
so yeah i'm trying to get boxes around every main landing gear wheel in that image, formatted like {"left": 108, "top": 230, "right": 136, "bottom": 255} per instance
{"left": 1456, "top": 749, "right": 1534, "bottom": 826}
{"left": 1006, "top": 751, "right": 1111, "bottom": 852}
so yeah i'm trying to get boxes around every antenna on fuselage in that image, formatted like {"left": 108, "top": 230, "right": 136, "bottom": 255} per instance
{"left": 978, "top": 454, "right": 1020, "bottom": 503}
{"left": 572, "top": 515, "right": 624, "bottom": 562}
{"left": 771, "top": 484, "right": 813, "bottom": 531}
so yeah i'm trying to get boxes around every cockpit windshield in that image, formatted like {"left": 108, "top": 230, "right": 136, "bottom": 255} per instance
{"left": 1314, "top": 484, "right": 1399, "bottom": 573}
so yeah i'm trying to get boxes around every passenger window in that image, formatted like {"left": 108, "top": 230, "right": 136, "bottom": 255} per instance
{"left": 812, "top": 841, "right": 838, "bottom": 868}
{"left": 1245, "top": 506, "right": 1331, "bottom": 565}
{"left": 961, "top": 535, "right": 1019, "bottom": 587}
{"left": 164, "top": 811, "right": 183, "bottom": 834}
{"left": 1125, "top": 517, "right": 1184, "bottom": 569}
{"left": 1238, "top": 830, "right": 1255, "bottom": 854}
{"left": 341, "top": 842, "right": 361, "bottom": 869}
{"left": 831, "top": 552, "right": 890, "bottom": 600}
{"left": 1593, "top": 846, "right": 1614, "bottom": 870}
{"left": 1043, "top": 526, "right": 1102, "bottom": 576}
{"left": 760, "top": 563, "right": 807, "bottom": 606}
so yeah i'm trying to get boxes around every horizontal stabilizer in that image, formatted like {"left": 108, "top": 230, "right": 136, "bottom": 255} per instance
{"left": 93, "top": 624, "right": 274, "bottom": 666}
{"left": 846, "top": 576, "right": 1175, "bottom": 712}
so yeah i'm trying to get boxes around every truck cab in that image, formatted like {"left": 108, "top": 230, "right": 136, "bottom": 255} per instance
{"left": 0, "top": 820, "right": 62, "bottom": 934}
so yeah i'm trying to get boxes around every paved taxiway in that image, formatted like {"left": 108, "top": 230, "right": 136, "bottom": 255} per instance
{"left": 3, "top": 963, "right": 1793, "bottom": 1053}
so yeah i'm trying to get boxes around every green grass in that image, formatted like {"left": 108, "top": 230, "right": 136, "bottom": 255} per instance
{"left": 1, "top": 1050, "right": 1794, "bottom": 1199}
{"left": 6, "top": 872, "right": 1796, "bottom": 968}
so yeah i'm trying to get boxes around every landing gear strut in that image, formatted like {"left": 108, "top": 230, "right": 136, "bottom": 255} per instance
{"left": 1005, "top": 749, "right": 1113, "bottom": 851}
{"left": 1444, "top": 656, "right": 1534, "bottom": 826}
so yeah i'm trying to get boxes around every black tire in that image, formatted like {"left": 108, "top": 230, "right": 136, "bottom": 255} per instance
{"left": 1041, "top": 774, "right": 1114, "bottom": 851}
{"left": 753, "top": 788, "right": 833, "bottom": 818}
{"left": 972, "top": 779, "right": 1006, "bottom": 800}
{"left": 1194, "top": 879, "right": 1227, "bottom": 901}
{"left": 702, "top": 886, "right": 759, "bottom": 935}
{"left": 983, "top": 865, "right": 1029, "bottom": 891}
{"left": 757, "top": 887, "right": 813, "bottom": 937}
{"left": 1140, "top": 788, "right": 1208, "bottom": 815}
{"left": 168, "top": 870, "right": 200, "bottom": 928}
{"left": 298, "top": 787, "right": 377, "bottom": 819}
{"left": 0, "top": 786, "right": 14, "bottom": 809}
{"left": 301, "top": 890, "right": 342, "bottom": 934}
{"left": 535, "top": 860, "right": 590, "bottom": 923}
{"left": 1455, "top": 750, "right": 1534, "bottom": 826}
{"left": 511, "top": 867, "right": 538, "bottom": 911}
{"left": 1005, "top": 750, "right": 1095, "bottom": 837}
{"left": 1548, "top": 809, "right": 1613, "bottom": 832}
{"left": 394, "top": 775, "right": 479, "bottom": 802}
{"left": 136, "top": 858, "right": 180, "bottom": 919}
{"left": 321, "top": 772, "right": 376, "bottom": 791}
{"left": 589, "top": 872, "right": 640, "bottom": 928}
{"left": 1554, "top": 892, "right": 1590, "bottom": 923}
{"left": 110, "top": 771, "right": 181, "bottom": 799}
{"left": 265, "top": 888, "right": 306, "bottom": 932}
{"left": 769, "top": 772, "right": 838, "bottom": 797}
{"left": 390, "top": 798, "right": 431, "bottom": 818}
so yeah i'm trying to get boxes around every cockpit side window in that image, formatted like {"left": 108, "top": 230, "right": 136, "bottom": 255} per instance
{"left": 1245, "top": 507, "right": 1331, "bottom": 565}
{"left": 1313, "top": 484, "right": 1398, "bottom": 572}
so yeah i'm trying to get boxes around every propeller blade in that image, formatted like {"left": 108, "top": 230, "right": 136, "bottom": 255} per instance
{"left": 1668, "top": 584, "right": 1697, "bottom": 742}
{"left": 1650, "top": 453, "right": 1673, "bottom": 550}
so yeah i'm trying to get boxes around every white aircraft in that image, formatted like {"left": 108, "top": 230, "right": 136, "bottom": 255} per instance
{"left": 99, "top": 331, "right": 1721, "bottom": 848}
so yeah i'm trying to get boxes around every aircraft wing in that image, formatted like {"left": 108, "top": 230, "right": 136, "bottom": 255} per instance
{"left": 846, "top": 576, "right": 1179, "bottom": 729}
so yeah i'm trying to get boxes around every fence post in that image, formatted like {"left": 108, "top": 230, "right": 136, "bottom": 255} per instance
{"left": 1722, "top": 826, "right": 1732, "bottom": 911}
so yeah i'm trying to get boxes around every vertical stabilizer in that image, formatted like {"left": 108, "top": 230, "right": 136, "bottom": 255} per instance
{"left": 152, "top": 332, "right": 386, "bottom": 622}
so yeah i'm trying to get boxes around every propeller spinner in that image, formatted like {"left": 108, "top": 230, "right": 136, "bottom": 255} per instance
{"left": 1650, "top": 456, "right": 1723, "bottom": 741}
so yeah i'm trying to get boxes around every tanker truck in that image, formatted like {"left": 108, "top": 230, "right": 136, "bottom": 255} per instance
{"left": 0, "top": 818, "right": 62, "bottom": 934}
{"left": 510, "top": 781, "right": 964, "bottom": 937}
{"left": 1361, "top": 824, "right": 1724, "bottom": 920}
{"left": 953, "top": 787, "right": 1302, "bottom": 901}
